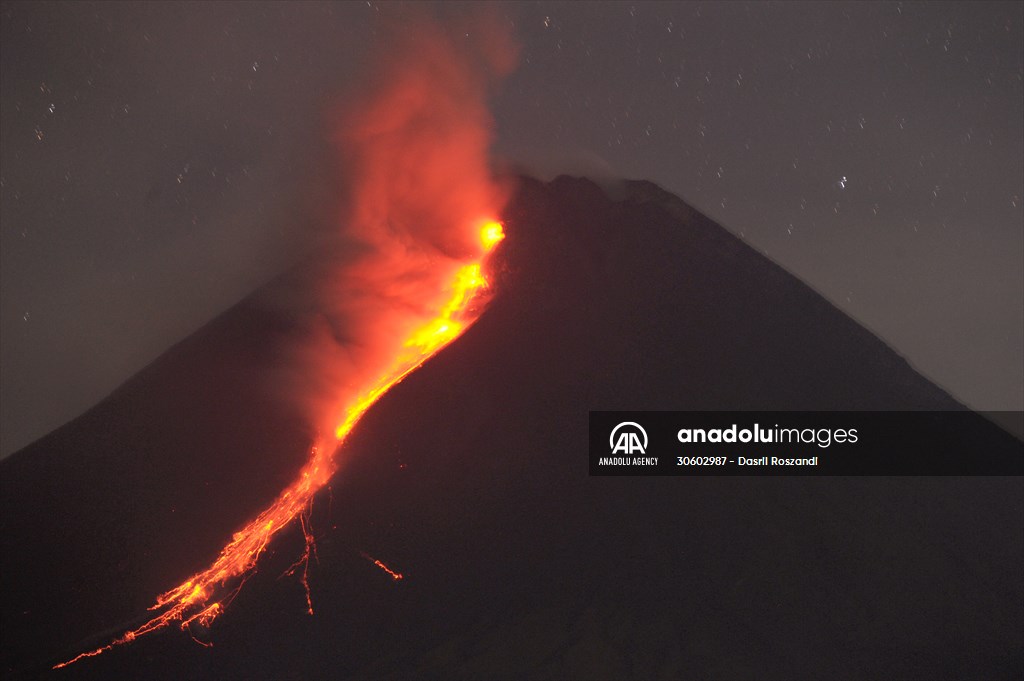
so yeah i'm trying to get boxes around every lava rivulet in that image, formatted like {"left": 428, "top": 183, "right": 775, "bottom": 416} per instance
{"left": 55, "top": 221, "right": 504, "bottom": 670}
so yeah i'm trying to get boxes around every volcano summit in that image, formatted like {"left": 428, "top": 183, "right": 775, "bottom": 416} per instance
{"left": 2, "top": 175, "right": 1021, "bottom": 680}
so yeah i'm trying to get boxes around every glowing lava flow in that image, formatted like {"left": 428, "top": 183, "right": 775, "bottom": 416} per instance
{"left": 359, "top": 551, "right": 405, "bottom": 581}
{"left": 55, "top": 220, "right": 505, "bottom": 670}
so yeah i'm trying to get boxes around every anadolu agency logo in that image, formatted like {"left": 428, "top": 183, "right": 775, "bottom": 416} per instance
{"left": 610, "top": 421, "right": 648, "bottom": 455}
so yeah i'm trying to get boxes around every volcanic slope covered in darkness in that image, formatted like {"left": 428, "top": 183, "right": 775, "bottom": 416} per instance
{"left": 2, "top": 175, "right": 1021, "bottom": 680}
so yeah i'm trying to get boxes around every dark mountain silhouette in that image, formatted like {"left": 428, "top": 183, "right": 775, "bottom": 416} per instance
{"left": 2, "top": 175, "right": 1021, "bottom": 679}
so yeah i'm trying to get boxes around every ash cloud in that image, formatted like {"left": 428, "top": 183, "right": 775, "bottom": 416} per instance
{"left": 336, "top": 9, "right": 517, "bottom": 258}
{"left": 278, "top": 8, "right": 518, "bottom": 447}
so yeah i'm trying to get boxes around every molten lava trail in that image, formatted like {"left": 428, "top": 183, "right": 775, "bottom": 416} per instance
{"left": 55, "top": 221, "right": 505, "bottom": 670}
{"left": 359, "top": 551, "right": 405, "bottom": 581}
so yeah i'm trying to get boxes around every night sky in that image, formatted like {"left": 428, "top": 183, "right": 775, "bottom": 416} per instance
{"left": 2, "top": 1, "right": 1022, "bottom": 458}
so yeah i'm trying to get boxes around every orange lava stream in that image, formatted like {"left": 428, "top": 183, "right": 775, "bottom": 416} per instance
{"left": 359, "top": 551, "right": 405, "bottom": 581}
{"left": 55, "top": 220, "right": 504, "bottom": 670}
{"left": 373, "top": 559, "right": 405, "bottom": 581}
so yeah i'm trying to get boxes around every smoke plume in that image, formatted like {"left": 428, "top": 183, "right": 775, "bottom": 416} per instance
{"left": 285, "top": 9, "right": 518, "bottom": 451}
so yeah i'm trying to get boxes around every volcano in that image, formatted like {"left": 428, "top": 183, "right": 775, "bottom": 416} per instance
{"left": 2, "top": 175, "right": 1021, "bottom": 680}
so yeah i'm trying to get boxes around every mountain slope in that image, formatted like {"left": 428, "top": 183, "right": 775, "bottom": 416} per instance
{"left": 3, "top": 175, "right": 1020, "bottom": 679}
